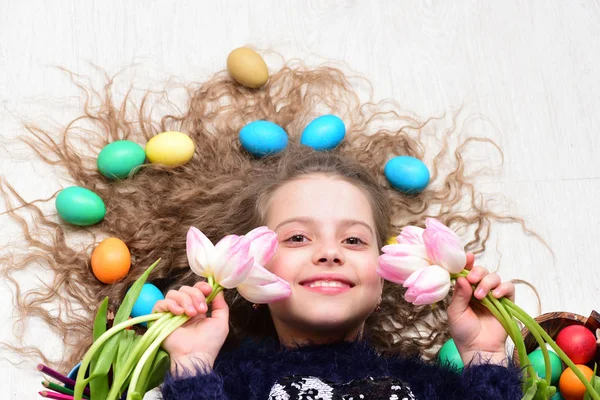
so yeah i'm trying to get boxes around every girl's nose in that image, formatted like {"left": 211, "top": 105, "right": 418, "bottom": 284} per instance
{"left": 313, "top": 244, "right": 345, "bottom": 266}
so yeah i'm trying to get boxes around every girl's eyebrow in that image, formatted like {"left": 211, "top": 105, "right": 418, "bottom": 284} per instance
{"left": 274, "top": 217, "right": 374, "bottom": 236}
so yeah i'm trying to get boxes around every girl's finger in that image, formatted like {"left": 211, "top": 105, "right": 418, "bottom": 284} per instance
{"left": 492, "top": 282, "right": 516, "bottom": 301}
{"left": 210, "top": 291, "right": 229, "bottom": 322}
{"left": 194, "top": 281, "right": 214, "bottom": 297}
{"left": 464, "top": 252, "right": 475, "bottom": 270}
{"left": 153, "top": 299, "right": 184, "bottom": 315}
{"left": 473, "top": 272, "right": 501, "bottom": 299}
{"left": 180, "top": 286, "right": 207, "bottom": 312}
{"left": 466, "top": 266, "right": 489, "bottom": 284}
{"left": 164, "top": 290, "right": 197, "bottom": 316}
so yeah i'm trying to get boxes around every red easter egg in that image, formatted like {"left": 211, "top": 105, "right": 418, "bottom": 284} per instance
{"left": 555, "top": 325, "right": 597, "bottom": 364}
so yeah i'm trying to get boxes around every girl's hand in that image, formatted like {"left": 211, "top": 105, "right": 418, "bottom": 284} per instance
{"left": 152, "top": 282, "right": 229, "bottom": 374}
{"left": 447, "top": 253, "right": 515, "bottom": 366}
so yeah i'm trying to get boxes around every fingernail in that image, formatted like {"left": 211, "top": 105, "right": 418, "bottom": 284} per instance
{"left": 199, "top": 302, "right": 207, "bottom": 310}
{"left": 476, "top": 288, "right": 485, "bottom": 298}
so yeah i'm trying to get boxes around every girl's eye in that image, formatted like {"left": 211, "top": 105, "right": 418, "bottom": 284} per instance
{"left": 286, "top": 234, "right": 308, "bottom": 243}
{"left": 344, "top": 237, "right": 366, "bottom": 245}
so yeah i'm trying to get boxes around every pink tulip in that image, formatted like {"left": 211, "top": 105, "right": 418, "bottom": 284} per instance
{"left": 422, "top": 218, "right": 466, "bottom": 274}
{"left": 236, "top": 264, "right": 291, "bottom": 303}
{"left": 397, "top": 226, "right": 425, "bottom": 245}
{"left": 403, "top": 265, "right": 451, "bottom": 305}
{"left": 186, "top": 226, "right": 291, "bottom": 303}
{"left": 186, "top": 227, "right": 255, "bottom": 289}
{"left": 245, "top": 226, "right": 278, "bottom": 267}
{"left": 377, "top": 243, "right": 431, "bottom": 284}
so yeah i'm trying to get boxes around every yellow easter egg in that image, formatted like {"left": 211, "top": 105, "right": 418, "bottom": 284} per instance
{"left": 386, "top": 236, "right": 398, "bottom": 245}
{"left": 145, "top": 131, "right": 195, "bottom": 166}
{"left": 227, "top": 47, "right": 269, "bottom": 89}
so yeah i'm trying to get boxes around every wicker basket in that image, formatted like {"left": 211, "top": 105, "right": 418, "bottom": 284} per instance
{"left": 512, "top": 310, "right": 600, "bottom": 368}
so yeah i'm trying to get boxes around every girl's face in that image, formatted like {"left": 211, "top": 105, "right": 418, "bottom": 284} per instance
{"left": 264, "top": 174, "right": 383, "bottom": 343}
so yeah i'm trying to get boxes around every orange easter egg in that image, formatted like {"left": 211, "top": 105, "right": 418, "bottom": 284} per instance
{"left": 91, "top": 238, "right": 131, "bottom": 284}
{"left": 558, "top": 364, "right": 594, "bottom": 400}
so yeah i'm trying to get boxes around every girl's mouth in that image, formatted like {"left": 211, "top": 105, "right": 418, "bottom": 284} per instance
{"left": 300, "top": 280, "right": 352, "bottom": 294}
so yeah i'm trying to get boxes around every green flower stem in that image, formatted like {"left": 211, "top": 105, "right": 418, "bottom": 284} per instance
{"left": 106, "top": 312, "right": 175, "bottom": 400}
{"left": 486, "top": 295, "right": 537, "bottom": 382}
{"left": 479, "top": 295, "right": 512, "bottom": 338}
{"left": 503, "top": 299, "right": 600, "bottom": 400}
{"left": 451, "top": 271, "right": 535, "bottom": 381}
{"left": 74, "top": 312, "right": 167, "bottom": 400}
{"left": 207, "top": 275, "right": 214, "bottom": 287}
{"left": 127, "top": 314, "right": 188, "bottom": 400}
{"left": 206, "top": 284, "right": 223, "bottom": 303}
{"left": 120, "top": 281, "right": 224, "bottom": 400}
{"left": 498, "top": 298, "right": 553, "bottom": 387}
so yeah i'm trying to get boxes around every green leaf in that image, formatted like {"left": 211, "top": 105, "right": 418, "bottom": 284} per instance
{"left": 90, "top": 259, "right": 161, "bottom": 397}
{"left": 113, "top": 330, "right": 135, "bottom": 377}
{"left": 114, "top": 259, "right": 161, "bottom": 325}
{"left": 90, "top": 297, "right": 110, "bottom": 399}
{"left": 133, "top": 343, "right": 161, "bottom": 395}
{"left": 583, "top": 365, "right": 600, "bottom": 400}
{"left": 145, "top": 349, "right": 170, "bottom": 392}
{"left": 93, "top": 297, "right": 109, "bottom": 341}
{"left": 522, "top": 380, "right": 538, "bottom": 400}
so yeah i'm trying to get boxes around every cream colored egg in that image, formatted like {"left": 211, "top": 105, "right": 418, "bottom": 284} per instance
{"left": 145, "top": 131, "right": 195, "bottom": 166}
{"left": 227, "top": 47, "right": 269, "bottom": 89}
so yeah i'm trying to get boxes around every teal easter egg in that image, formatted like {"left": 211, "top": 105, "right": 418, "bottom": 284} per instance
{"left": 300, "top": 115, "right": 346, "bottom": 151}
{"left": 551, "top": 392, "right": 564, "bottom": 399}
{"left": 55, "top": 186, "right": 106, "bottom": 226}
{"left": 97, "top": 140, "right": 146, "bottom": 179}
{"left": 384, "top": 156, "right": 430, "bottom": 194}
{"left": 130, "top": 283, "right": 165, "bottom": 319}
{"left": 239, "top": 120, "right": 288, "bottom": 157}
{"left": 438, "top": 338, "right": 464, "bottom": 372}
{"left": 528, "top": 349, "right": 563, "bottom": 386}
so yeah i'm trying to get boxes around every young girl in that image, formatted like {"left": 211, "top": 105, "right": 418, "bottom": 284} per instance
{"left": 154, "top": 146, "right": 522, "bottom": 399}
{"left": 1, "top": 64, "right": 525, "bottom": 399}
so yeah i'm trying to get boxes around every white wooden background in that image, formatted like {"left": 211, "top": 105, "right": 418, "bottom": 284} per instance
{"left": 1, "top": 1, "right": 599, "bottom": 398}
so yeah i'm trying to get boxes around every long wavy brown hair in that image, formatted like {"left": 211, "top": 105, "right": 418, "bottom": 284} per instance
{"left": 0, "top": 61, "right": 528, "bottom": 373}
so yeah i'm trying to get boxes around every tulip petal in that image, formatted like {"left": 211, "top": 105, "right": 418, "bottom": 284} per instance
{"left": 237, "top": 278, "right": 291, "bottom": 303}
{"left": 425, "top": 218, "right": 462, "bottom": 244}
{"left": 186, "top": 227, "right": 215, "bottom": 277}
{"left": 423, "top": 232, "right": 466, "bottom": 274}
{"left": 213, "top": 236, "right": 255, "bottom": 288}
{"left": 377, "top": 254, "right": 429, "bottom": 284}
{"left": 402, "top": 265, "right": 451, "bottom": 305}
{"left": 397, "top": 226, "right": 425, "bottom": 245}
{"left": 422, "top": 218, "right": 466, "bottom": 274}
{"left": 245, "top": 226, "right": 278, "bottom": 267}
{"left": 381, "top": 243, "right": 429, "bottom": 259}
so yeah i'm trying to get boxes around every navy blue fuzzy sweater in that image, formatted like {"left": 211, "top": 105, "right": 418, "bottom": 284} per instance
{"left": 160, "top": 339, "right": 523, "bottom": 399}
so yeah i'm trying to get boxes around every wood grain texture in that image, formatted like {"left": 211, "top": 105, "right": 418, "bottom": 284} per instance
{"left": 1, "top": 1, "right": 599, "bottom": 398}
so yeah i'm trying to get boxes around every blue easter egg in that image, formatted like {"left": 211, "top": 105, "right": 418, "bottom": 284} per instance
{"left": 130, "top": 283, "right": 165, "bottom": 319}
{"left": 300, "top": 115, "right": 346, "bottom": 151}
{"left": 55, "top": 186, "right": 106, "bottom": 226}
{"left": 239, "top": 120, "right": 288, "bottom": 157}
{"left": 384, "top": 156, "right": 430, "bottom": 194}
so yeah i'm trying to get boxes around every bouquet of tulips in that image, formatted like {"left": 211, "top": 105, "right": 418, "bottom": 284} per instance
{"left": 72, "top": 227, "right": 290, "bottom": 400}
{"left": 378, "top": 218, "right": 600, "bottom": 400}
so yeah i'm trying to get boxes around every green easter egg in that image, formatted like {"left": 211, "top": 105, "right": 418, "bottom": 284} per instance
{"left": 438, "top": 338, "right": 464, "bottom": 372}
{"left": 550, "top": 391, "right": 564, "bottom": 399}
{"left": 97, "top": 140, "right": 146, "bottom": 179}
{"left": 527, "top": 349, "right": 563, "bottom": 386}
{"left": 56, "top": 186, "right": 106, "bottom": 226}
